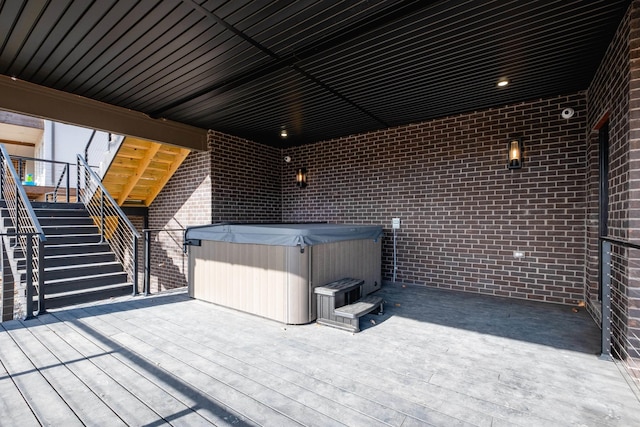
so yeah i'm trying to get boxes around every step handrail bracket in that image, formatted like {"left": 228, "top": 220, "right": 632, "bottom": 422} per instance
{"left": 76, "top": 154, "right": 141, "bottom": 295}
{"left": 0, "top": 144, "right": 47, "bottom": 319}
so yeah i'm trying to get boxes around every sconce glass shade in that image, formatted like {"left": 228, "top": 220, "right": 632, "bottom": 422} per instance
{"left": 507, "top": 138, "right": 524, "bottom": 169}
{"left": 296, "top": 168, "right": 307, "bottom": 188}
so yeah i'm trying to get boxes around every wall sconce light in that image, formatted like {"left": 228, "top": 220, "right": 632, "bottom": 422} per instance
{"left": 296, "top": 168, "right": 307, "bottom": 188}
{"left": 507, "top": 138, "right": 524, "bottom": 169}
{"left": 280, "top": 127, "right": 288, "bottom": 138}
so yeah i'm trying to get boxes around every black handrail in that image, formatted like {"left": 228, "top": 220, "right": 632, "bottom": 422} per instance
{"left": 599, "top": 236, "right": 640, "bottom": 250}
{"left": 0, "top": 144, "right": 47, "bottom": 318}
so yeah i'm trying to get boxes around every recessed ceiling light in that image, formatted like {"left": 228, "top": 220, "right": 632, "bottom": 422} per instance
{"left": 497, "top": 78, "right": 509, "bottom": 87}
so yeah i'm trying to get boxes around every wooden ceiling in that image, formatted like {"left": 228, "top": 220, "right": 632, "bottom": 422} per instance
{"left": 0, "top": 0, "right": 631, "bottom": 147}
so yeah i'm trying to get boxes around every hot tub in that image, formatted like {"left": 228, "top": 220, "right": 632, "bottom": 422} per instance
{"left": 185, "top": 223, "right": 383, "bottom": 324}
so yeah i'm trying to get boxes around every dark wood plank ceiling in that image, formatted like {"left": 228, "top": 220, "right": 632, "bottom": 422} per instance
{"left": 0, "top": 0, "right": 631, "bottom": 147}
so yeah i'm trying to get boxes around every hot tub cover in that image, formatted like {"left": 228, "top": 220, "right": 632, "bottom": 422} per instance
{"left": 185, "top": 223, "right": 383, "bottom": 248}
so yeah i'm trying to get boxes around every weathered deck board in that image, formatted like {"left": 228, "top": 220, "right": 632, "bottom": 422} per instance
{"left": 5, "top": 319, "right": 127, "bottom": 427}
{"left": 0, "top": 321, "right": 84, "bottom": 426}
{"left": 0, "top": 334, "right": 40, "bottom": 424}
{"left": 1, "top": 284, "right": 639, "bottom": 426}
{"left": 49, "top": 310, "right": 254, "bottom": 426}
{"left": 32, "top": 313, "right": 212, "bottom": 427}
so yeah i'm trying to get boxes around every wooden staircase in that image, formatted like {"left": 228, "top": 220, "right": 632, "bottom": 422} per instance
{"left": 101, "top": 136, "right": 190, "bottom": 206}
{"left": 2, "top": 202, "right": 132, "bottom": 310}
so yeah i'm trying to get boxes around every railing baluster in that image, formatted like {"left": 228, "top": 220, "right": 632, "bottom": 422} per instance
{"left": 144, "top": 230, "right": 151, "bottom": 296}
{"left": 65, "top": 164, "right": 70, "bottom": 203}
{"left": 37, "top": 236, "right": 45, "bottom": 315}
{"left": 100, "top": 190, "right": 105, "bottom": 243}
{"left": 600, "top": 240, "right": 612, "bottom": 361}
{"left": 24, "top": 235, "right": 33, "bottom": 320}
{"left": 133, "top": 235, "right": 138, "bottom": 296}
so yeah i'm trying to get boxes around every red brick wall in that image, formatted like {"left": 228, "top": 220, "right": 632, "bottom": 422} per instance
{"left": 283, "top": 94, "right": 587, "bottom": 305}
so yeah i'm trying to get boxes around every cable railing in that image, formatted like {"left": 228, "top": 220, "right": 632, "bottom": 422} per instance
{"left": 10, "top": 155, "right": 74, "bottom": 203}
{"left": 84, "top": 130, "right": 120, "bottom": 180}
{"left": 0, "top": 144, "right": 46, "bottom": 318}
{"left": 600, "top": 237, "right": 640, "bottom": 400}
{"left": 142, "top": 228, "right": 186, "bottom": 295}
{"left": 76, "top": 154, "right": 140, "bottom": 294}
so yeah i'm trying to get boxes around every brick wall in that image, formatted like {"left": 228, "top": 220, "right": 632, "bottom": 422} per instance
{"left": 147, "top": 150, "right": 212, "bottom": 292}
{"left": 146, "top": 131, "right": 281, "bottom": 292}
{"left": 585, "top": 1, "right": 632, "bottom": 320}
{"left": 628, "top": 1, "right": 640, "bottom": 361}
{"left": 209, "top": 130, "right": 281, "bottom": 223}
{"left": 584, "top": 0, "right": 640, "bottom": 369}
{"left": 283, "top": 94, "right": 587, "bottom": 305}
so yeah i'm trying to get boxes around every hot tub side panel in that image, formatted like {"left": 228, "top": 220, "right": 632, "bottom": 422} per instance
{"left": 310, "top": 238, "right": 382, "bottom": 317}
{"left": 188, "top": 240, "right": 311, "bottom": 324}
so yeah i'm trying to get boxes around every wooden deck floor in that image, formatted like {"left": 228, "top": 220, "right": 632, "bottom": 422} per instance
{"left": 1, "top": 284, "right": 638, "bottom": 426}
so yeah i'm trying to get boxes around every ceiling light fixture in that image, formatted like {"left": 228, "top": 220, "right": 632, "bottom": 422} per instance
{"left": 497, "top": 78, "right": 509, "bottom": 87}
{"left": 280, "top": 127, "right": 288, "bottom": 138}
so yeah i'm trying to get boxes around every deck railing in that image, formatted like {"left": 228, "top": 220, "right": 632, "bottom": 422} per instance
{"left": 600, "top": 237, "right": 640, "bottom": 400}
{"left": 142, "top": 228, "right": 186, "bottom": 295}
{"left": 9, "top": 155, "right": 73, "bottom": 203}
{"left": 0, "top": 144, "right": 46, "bottom": 318}
{"left": 84, "top": 130, "right": 120, "bottom": 180}
{"left": 76, "top": 154, "right": 140, "bottom": 293}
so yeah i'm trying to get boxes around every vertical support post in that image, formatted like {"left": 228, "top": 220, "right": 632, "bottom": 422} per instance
{"left": 65, "top": 163, "right": 70, "bottom": 203}
{"left": 13, "top": 189, "right": 19, "bottom": 248}
{"left": 0, "top": 159, "right": 4, "bottom": 201}
{"left": 600, "top": 240, "right": 613, "bottom": 361}
{"left": 37, "top": 236, "right": 45, "bottom": 315}
{"left": 100, "top": 191, "right": 105, "bottom": 243}
{"left": 144, "top": 230, "right": 151, "bottom": 296}
{"left": 76, "top": 157, "right": 81, "bottom": 203}
{"left": 24, "top": 235, "right": 33, "bottom": 320}
{"left": 132, "top": 235, "right": 139, "bottom": 296}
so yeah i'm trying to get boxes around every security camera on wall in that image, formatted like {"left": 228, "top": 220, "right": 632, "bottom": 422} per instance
{"left": 561, "top": 107, "right": 575, "bottom": 119}
{"left": 284, "top": 156, "right": 291, "bottom": 163}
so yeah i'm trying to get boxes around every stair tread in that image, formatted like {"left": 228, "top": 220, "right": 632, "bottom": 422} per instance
{"left": 4, "top": 201, "right": 136, "bottom": 311}
{"left": 44, "top": 282, "right": 133, "bottom": 299}
{"left": 45, "top": 251, "right": 114, "bottom": 260}
{"left": 45, "top": 242, "right": 108, "bottom": 247}
{"left": 46, "top": 270, "right": 128, "bottom": 285}
{"left": 45, "top": 260, "right": 122, "bottom": 272}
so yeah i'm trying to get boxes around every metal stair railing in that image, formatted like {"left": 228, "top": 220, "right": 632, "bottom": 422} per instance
{"left": 47, "top": 161, "right": 70, "bottom": 202}
{"left": 0, "top": 144, "right": 47, "bottom": 318}
{"left": 76, "top": 154, "right": 140, "bottom": 294}
{"left": 599, "top": 237, "right": 640, "bottom": 401}
{"left": 10, "top": 155, "right": 73, "bottom": 203}
{"left": 84, "top": 130, "right": 120, "bottom": 180}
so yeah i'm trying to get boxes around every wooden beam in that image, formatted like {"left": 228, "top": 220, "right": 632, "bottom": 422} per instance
{"left": 0, "top": 139, "right": 36, "bottom": 147}
{"left": 144, "top": 148, "right": 191, "bottom": 206}
{"left": 0, "top": 75, "right": 207, "bottom": 151}
{"left": 117, "top": 140, "right": 161, "bottom": 205}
